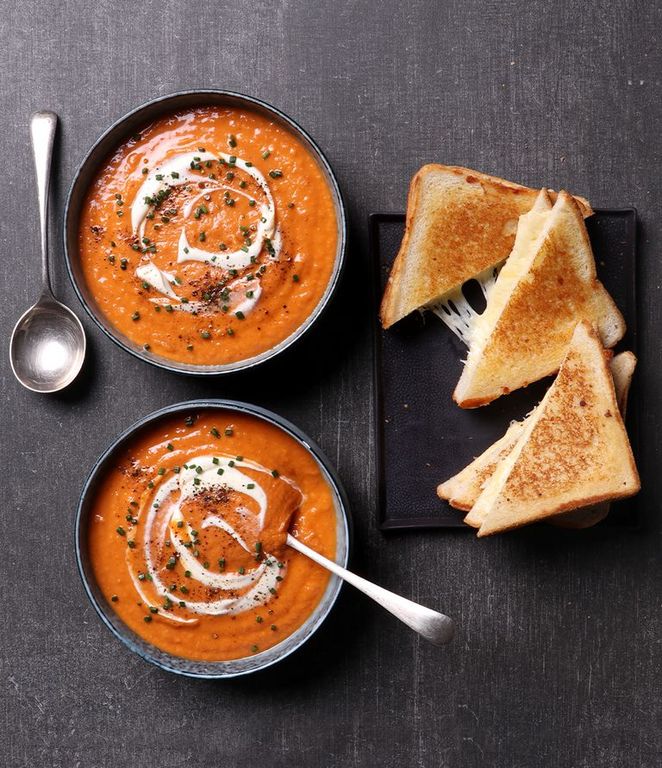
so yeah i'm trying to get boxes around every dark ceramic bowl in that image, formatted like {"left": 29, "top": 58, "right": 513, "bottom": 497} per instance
{"left": 75, "top": 399, "right": 351, "bottom": 678}
{"left": 64, "top": 90, "right": 347, "bottom": 375}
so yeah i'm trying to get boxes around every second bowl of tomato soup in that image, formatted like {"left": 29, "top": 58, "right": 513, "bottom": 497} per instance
{"left": 65, "top": 91, "right": 345, "bottom": 373}
{"left": 76, "top": 400, "right": 350, "bottom": 677}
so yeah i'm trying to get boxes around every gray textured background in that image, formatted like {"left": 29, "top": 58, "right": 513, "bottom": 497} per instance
{"left": 1, "top": 1, "right": 660, "bottom": 766}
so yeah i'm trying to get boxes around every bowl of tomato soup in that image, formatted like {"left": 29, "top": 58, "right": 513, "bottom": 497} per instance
{"left": 65, "top": 91, "right": 346, "bottom": 373}
{"left": 75, "top": 400, "right": 350, "bottom": 678}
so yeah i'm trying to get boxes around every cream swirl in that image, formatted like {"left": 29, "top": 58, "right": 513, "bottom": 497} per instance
{"left": 127, "top": 453, "right": 295, "bottom": 623}
{"left": 129, "top": 151, "right": 281, "bottom": 316}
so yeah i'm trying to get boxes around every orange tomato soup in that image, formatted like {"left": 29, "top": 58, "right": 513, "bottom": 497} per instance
{"left": 87, "top": 409, "right": 337, "bottom": 661}
{"left": 78, "top": 106, "right": 339, "bottom": 365}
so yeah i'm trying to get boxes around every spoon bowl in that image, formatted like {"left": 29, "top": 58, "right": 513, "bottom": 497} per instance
{"left": 10, "top": 296, "right": 86, "bottom": 393}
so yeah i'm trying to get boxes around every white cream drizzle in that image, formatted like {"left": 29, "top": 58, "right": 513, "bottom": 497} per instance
{"left": 135, "top": 262, "right": 178, "bottom": 299}
{"left": 128, "top": 453, "right": 292, "bottom": 623}
{"left": 129, "top": 150, "right": 282, "bottom": 315}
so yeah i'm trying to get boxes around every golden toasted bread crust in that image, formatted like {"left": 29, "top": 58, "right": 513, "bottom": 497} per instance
{"left": 436, "top": 420, "right": 525, "bottom": 513}
{"left": 440, "top": 350, "right": 634, "bottom": 530}
{"left": 380, "top": 166, "right": 592, "bottom": 329}
{"left": 453, "top": 191, "right": 624, "bottom": 408}
{"left": 475, "top": 322, "right": 639, "bottom": 536}
{"left": 549, "top": 351, "right": 637, "bottom": 529}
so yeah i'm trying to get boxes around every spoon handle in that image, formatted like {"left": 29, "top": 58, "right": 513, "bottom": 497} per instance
{"left": 30, "top": 111, "right": 58, "bottom": 295}
{"left": 286, "top": 533, "right": 454, "bottom": 646}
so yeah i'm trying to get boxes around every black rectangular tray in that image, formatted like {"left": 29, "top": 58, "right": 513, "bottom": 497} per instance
{"left": 371, "top": 210, "right": 639, "bottom": 530}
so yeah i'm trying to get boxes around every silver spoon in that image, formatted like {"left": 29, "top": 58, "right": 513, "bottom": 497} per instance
{"left": 10, "top": 111, "right": 86, "bottom": 393}
{"left": 286, "top": 534, "right": 454, "bottom": 645}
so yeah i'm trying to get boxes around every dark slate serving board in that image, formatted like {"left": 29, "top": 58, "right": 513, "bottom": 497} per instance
{"left": 372, "top": 210, "right": 639, "bottom": 530}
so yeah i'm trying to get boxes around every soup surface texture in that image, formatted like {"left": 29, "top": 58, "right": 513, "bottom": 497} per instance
{"left": 78, "top": 106, "right": 339, "bottom": 365}
{"left": 87, "top": 410, "right": 338, "bottom": 661}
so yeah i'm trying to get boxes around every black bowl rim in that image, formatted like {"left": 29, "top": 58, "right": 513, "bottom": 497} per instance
{"left": 74, "top": 398, "right": 352, "bottom": 679}
{"left": 64, "top": 89, "right": 347, "bottom": 376}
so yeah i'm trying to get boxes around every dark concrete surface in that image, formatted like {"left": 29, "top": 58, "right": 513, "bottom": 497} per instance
{"left": 1, "top": 2, "right": 660, "bottom": 766}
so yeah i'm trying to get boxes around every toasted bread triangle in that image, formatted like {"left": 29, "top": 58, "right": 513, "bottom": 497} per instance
{"left": 551, "top": 350, "right": 636, "bottom": 529}
{"left": 470, "top": 322, "right": 639, "bottom": 536}
{"left": 437, "top": 350, "right": 636, "bottom": 529}
{"left": 453, "top": 191, "right": 625, "bottom": 408}
{"left": 379, "top": 166, "right": 592, "bottom": 329}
